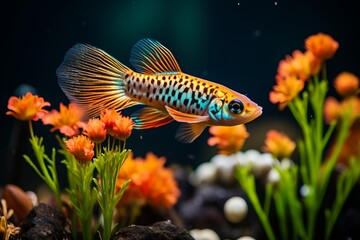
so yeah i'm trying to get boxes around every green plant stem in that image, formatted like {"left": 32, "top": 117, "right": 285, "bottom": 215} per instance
{"left": 63, "top": 155, "right": 96, "bottom": 240}
{"left": 324, "top": 157, "right": 360, "bottom": 240}
{"left": 273, "top": 191, "right": 287, "bottom": 240}
{"left": 57, "top": 136, "right": 79, "bottom": 240}
{"left": 93, "top": 149, "right": 130, "bottom": 240}
{"left": 236, "top": 166, "right": 276, "bottom": 240}
{"left": 319, "top": 113, "right": 351, "bottom": 199}
{"left": 24, "top": 120, "right": 62, "bottom": 210}
{"left": 288, "top": 76, "right": 334, "bottom": 240}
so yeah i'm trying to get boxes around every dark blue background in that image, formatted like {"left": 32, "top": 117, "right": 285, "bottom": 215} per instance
{"left": 1, "top": 0, "right": 359, "bottom": 189}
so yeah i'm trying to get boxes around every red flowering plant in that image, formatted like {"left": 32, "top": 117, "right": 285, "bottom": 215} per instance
{"left": 6, "top": 94, "right": 135, "bottom": 240}
{"left": 235, "top": 33, "right": 360, "bottom": 240}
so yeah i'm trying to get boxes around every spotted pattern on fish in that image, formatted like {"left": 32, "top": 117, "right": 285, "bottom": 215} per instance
{"left": 124, "top": 72, "right": 225, "bottom": 115}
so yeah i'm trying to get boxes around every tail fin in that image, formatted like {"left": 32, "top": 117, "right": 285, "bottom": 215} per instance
{"left": 56, "top": 44, "right": 139, "bottom": 119}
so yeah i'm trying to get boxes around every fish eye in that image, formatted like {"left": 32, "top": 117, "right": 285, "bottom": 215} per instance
{"left": 228, "top": 99, "right": 244, "bottom": 114}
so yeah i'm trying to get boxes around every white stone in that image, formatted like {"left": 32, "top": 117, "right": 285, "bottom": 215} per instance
{"left": 224, "top": 196, "right": 248, "bottom": 223}
{"left": 189, "top": 228, "right": 221, "bottom": 240}
{"left": 192, "top": 162, "right": 218, "bottom": 185}
{"left": 267, "top": 168, "right": 280, "bottom": 184}
{"left": 237, "top": 236, "right": 256, "bottom": 240}
{"left": 211, "top": 154, "right": 238, "bottom": 184}
{"left": 250, "top": 153, "right": 274, "bottom": 177}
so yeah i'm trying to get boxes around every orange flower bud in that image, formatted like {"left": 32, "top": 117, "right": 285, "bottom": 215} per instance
{"left": 270, "top": 76, "right": 304, "bottom": 110}
{"left": 100, "top": 109, "right": 120, "bottom": 131}
{"left": 65, "top": 135, "right": 94, "bottom": 164}
{"left": 109, "top": 115, "right": 134, "bottom": 141}
{"left": 263, "top": 130, "right": 296, "bottom": 159}
{"left": 83, "top": 118, "right": 107, "bottom": 143}
{"left": 277, "top": 50, "right": 321, "bottom": 81}
{"left": 207, "top": 125, "right": 249, "bottom": 155}
{"left": 334, "top": 72, "right": 359, "bottom": 97}
{"left": 323, "top": 97, "right": 342, "bottom": 124}
{"left": 305, "top": 33, "right": 339, "bottom": 60}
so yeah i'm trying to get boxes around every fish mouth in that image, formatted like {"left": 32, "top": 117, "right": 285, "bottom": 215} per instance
{"left": 246, "top": 106, "right": 263, "bottom": 123}
{"left": 254, "top": 106, "right": 263, "bottom": 119}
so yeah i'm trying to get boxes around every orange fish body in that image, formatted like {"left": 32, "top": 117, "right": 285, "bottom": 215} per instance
{"left": 57, "top": 39, "right": 262, "bottom": 143}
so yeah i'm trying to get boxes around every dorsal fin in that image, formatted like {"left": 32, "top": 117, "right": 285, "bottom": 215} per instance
{"left": 130, "top": 38, "right": 182, "bottom": 74}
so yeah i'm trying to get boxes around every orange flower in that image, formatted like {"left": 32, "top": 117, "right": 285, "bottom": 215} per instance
{"left": 262, "top": 130, "right": 296, "bottom": 159}
{"left": 324, "top": 97, "right": 342, "bottom": 124}
{"left": 109, "top": 115, "right": 134, "bottom": 141}
{"left": 6, "top": 92, "right": 50, "bottom": 121}
{"left": 270, "top": 76, "right": 305, "bottom": 110}
{"left": 305, "top": 33, "right": 339, "bottom": 60}
{"left": 116, "top": 152, "right": 180, "bottom": 209}
{"left": 207, "top": 125, "right": 249, "bottom": 155}
{"left": 277, "top": 50, "right": 321, "bottom": 81}
{"left": 334, "top": 119, "right": 360, "bottom": 166}
{"left": 333, "top": 72, "right": 359, "bottom": 97}
{"left": 42, "top": 103, "right": 84, "bottom": 137}
{"left": 65, "top": 135, "right": 94, "bottom": 164}
{"left": 341, "top": 97, "right": 360, "bottom": 124}
{"left": 100, "top": 109, "right": 120, "bottom": 131}
{"left": 82, "top": 118, "right": 107, "bottom": 143}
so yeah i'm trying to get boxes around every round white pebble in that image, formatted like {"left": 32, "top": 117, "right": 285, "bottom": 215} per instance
{"left": 237, "top": 236, "right": 256, "bottom": 240}
{"left": 189, "top": 228, "right": 220, "bottom": 240}
{"left": 224, "top": 196, "right": 248, "bottom": 223}
{"left": 194, "top": 162, "right": 218, "bottom": 185}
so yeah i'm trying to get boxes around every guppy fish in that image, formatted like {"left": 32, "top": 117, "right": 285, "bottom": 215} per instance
{"left": 56, "top": 38, "right": 262, "bottom": 143}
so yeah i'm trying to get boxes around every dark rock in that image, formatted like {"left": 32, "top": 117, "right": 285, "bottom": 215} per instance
{"left": 19, "top": 203, "right": 72, "bottom": 240}
{"left": 111, "top": 220, "right": 194, "bottom": 240}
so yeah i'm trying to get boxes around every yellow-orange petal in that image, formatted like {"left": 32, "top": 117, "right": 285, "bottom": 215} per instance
{"left": 270, "top": 76, "right": 304, "bottom": 110}
{"left": 109, "top": 115, "right": 134, "bottom": 141}
{"left": 277, "top": 50, "right": 321, "bottom": 81}
{"left": 262, "top": 130, "right": 296, "bottom": 159}
{"left": 100, "top": 109, "right": 120, "bottom": 131}
{"left": 323, "top": 97, "right": 342, "bottom": 124}
{"left": 208, "top": 125, "right": 249, "bottom": 155}
{"left": 334, "top": 72, "right": 359, "bottom": 97}
{"left": 341, "top": 97, "right": 360, "bottom": 124}
{"left": 42, "top": 103, "right": 84, "bottom": 137}
{"left": 83, "top": 118, "right": 107, "bottom": 143}
{"left": 305, "top": 33, "right": 339, "bottom": 60}
{"left": 65, "top": 135, "right": 94, "bottom": 164}
{"left": 6, "top": 92, "right": 50, "bottom": 121}
{"left": 116, "top": 152, "right": 180, "bottom": 209}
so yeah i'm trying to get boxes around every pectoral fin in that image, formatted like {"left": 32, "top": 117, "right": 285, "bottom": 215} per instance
{"left": 165, "top": 106, "right": 209, "bottom": 123}
{"left": 175, "top": 123, "right": 207, "bottom": 143}
{"left": 131, "top": 107, "right": 173, "bottom": 129}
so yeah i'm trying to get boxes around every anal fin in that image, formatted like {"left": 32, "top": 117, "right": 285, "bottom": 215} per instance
{"left": 131, "top": 107, "right": 173, "bottom": 129}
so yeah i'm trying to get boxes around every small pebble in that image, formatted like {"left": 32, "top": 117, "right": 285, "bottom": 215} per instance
{"left": 190, "top": 228, "right": 220, "bottom": 240}
{"left": 223, "top": 196, "right": 248, "bottom": 223}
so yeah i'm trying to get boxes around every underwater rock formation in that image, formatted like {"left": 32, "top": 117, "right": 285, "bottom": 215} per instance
{"left": 19, "top": 203, "right": 72, "bottom": 240}
{"left": 111, "top": 220, "right": 194, "bottom": 240}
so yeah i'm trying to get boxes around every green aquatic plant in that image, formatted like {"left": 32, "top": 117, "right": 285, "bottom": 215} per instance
{"left": 236, "top": 33, "right": 360, "bottom": 240}
{"left": 93, "top": 149, "right": 130, "bottom": 240}
{"left": 6, "top": 93, "right": 63, "bottom": 210}
{"left": 6, "top": 95, "right": 134, "bottom": 240}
